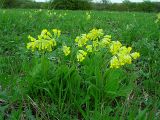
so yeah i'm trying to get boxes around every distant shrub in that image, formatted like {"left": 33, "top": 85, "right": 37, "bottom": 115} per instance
{"left": 0, "top": 0, "right": 17, "bottom": 8}
{"left": 92, "top": 2, "right": 160, "bottom": 12}
{"left": 0, "top": 0, "right": 48, "bottom": 9}
{"left": 50, "top": 0, "right": 92, "bottom": 10}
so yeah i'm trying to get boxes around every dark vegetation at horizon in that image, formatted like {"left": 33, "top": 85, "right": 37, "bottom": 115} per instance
{"left": 0, "top": 0, "right": 160, "bottom": 12}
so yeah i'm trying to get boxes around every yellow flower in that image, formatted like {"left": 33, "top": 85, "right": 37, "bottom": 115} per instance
{"left": 130, "top": 52, "right": 140, "bottom": 59}
{"left": 62, "top": 45, "right": 71, "bottom": 56}
{"left": 110, "top": 56, "right": 120, "bottom": 68}
{"left": 77, "top": 50, "right": 87, "bottom": 62}
{"left": 92, "top": 40, "right": 99, "bottom": 48}
{"left": 118, "top": 54, "right": 132, "bottom": 65}
{"left": 27, "top": 30, "right": 57, "bottom": 52}
{"left": 87, "top": 28, "right": 104, "bottom": 41}
{"left": 109, "top": 45, "right": 140, "bottom": 68}
{"left": 75, "top": 34, "right": 88, "bottom": 47}
{"left": 86, "top": 45, "right": 93, "bottom": 52}
{"left": 110, "top": 41, "right": 122, "bottom": 55}
{"left": 101, "top": 35, "right": 111, "bottom": 47}
{"left": 118, "top": 46, "right": 132, "bottom": 55}
{"left": 52, "top": 29, "right": 61, "bottom": 38}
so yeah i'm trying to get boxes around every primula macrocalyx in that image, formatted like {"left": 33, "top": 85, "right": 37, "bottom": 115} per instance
{"left": 77, "top": 50, "right": 87, "bottom": 62}
{"left": 110, "top": 41, "right": 122, "bottom": 55}
{"left": 62, "top": 45, "right": 71, "bottom": 56}
{"left": 27, "top": 29, "right": 57, "bottom": 52}
{"left": 75, "top": 34, "right": 88, "bottom": 47}
{"left": 52, "top": 29, "right": 61, "bottom": 38}
{"left": 87, "top": 28, "right": 104, "bottom": 41}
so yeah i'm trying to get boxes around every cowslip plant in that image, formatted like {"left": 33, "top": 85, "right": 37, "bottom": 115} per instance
{"left": 26, "top": 28, "right": 140, "bottom": 119}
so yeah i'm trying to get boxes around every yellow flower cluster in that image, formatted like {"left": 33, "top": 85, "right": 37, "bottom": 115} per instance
{"left": 75, "top": 34, "right": 88, "bottom": 47}
{"left": 62, "top": 45, "right": 71, "bottom": 56}
{"left": 74, "top": 28, "right": 140, "bottom": 67}
{"left": 27, "top": 28, "right": 140, "bottom": 69}
{"left": 27, "top": 29, "right": 60, "bottom": 52}
{"left": 77, "top": 50, "right": 87, "bottom": 62}
{"left": 109, "top": 41, "right": 122, "bottom": 55}
{"left": 110, "top": 44, "right": 140, "bottom": 68}
{"left": 100, "top": 35, "right": 111, "bottom": 47}
{"left": 27, "top": 29, "right": 72, "bottom": 56}
{"left": 87, "top": 28, "right": 104, "bottom": 41}
{"left": 75, "top": 28, "right": 104, "bottom": 62}
{"left": 52, "top": 29, "right": 61, "bottom": 38}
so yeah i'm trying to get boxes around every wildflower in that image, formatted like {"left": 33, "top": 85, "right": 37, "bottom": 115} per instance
{"left": 27, "top": 38, "right": 56, "bottom": 52}
{"left": 109, "top": 45, "right": 140, "bottom": 68}
{"left": 130, "top": 52, "right": 140, "bottom": 59}
{"left": 92, "top": 40, "right": 99, "bottom": 48}
{"left": 87, "top": 28, "right": 104, "bottom": 41}
{"left": 110, "top": 41, "right": 122, "bottom": 55}
{"left": 86, "top": 45, "right": 93, "bottom": 52}
{"left": 75, "top": 34, "right": 88, "bottom": 47}
{"left": 27, "top": 29, "right": 57, "bottom": 52}
{"left": 118, "top": 46, "right": 132, "bottom": 55}
{"left": 77, "top": 50, "right": 87, "bottom": 62}
{"left": 110, "top": 56, "right": 120, "bottom": 68}
{"left": 52, "top": 29, "right": 61, "bottom": 38}
{"left": 118, "top": 54, "right": 132, "bottom": 65}
{"left": 62, "top": 45, "right": 71, "bottom": 56}
{"left": 40, "top": 29, "right": 52, "bottom": 39}
{"left": 101, "top": 35, "right": 111, "bottom": 47}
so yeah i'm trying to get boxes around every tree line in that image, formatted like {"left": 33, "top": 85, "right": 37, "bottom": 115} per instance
{"left": 0, "top": 0, "right": 159, "bottom": 12}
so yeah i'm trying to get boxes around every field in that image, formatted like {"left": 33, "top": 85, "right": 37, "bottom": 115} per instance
{"left": 0, "top": 9, "right": 160, "bottom": 119}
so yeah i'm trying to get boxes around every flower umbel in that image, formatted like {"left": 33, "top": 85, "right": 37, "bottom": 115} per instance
{"left": 75, "top": 34, "right": 88, "bottom": 47}
{"left": 110, "top": 41, "right": 122, "bottom": 55}
{"left": 27, "top": 29, "right": 57, "bottom": 52}
{"left": 52, "top": 29, "right": 61, "bottom": 38}
{"left": 77, "top": 50, "right": 87, "bottom": 62}
{"left": 62, "top": 45, "right": 71, "bottom": 56}
{"left": 87, "top": 28, "right": 104, "bottom": 41}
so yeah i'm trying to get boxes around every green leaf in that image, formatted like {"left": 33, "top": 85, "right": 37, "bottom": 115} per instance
{"left": 105, "top": 69, "right": 125, "bottom": 98}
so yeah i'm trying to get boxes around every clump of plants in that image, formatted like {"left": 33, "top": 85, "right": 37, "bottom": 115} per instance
{"left": 26, "top": 28, "right": 140, "bottom": 118}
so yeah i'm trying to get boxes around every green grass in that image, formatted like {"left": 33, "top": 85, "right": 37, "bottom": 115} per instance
{"left": 0, "top": 9, "right": 160, "bottom": 119}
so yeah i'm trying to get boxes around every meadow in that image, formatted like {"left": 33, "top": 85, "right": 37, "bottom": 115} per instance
{"left": 0, "top": 9, "right": 160, "bottom": 119}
